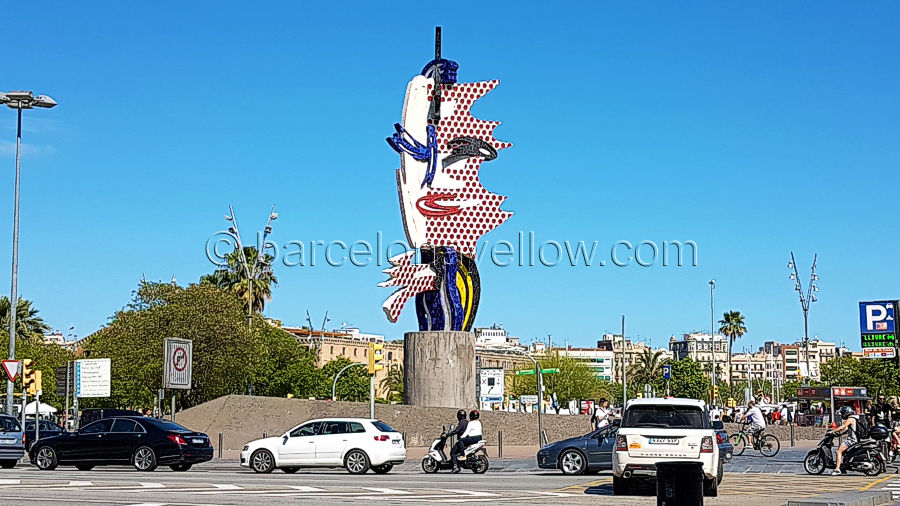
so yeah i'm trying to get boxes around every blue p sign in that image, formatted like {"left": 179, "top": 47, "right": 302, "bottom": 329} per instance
{"left": 663, "top": 365, "right": 671, "bottom": 380}
{"left": 859, "top": 301, "right": 896, "bottom": 334}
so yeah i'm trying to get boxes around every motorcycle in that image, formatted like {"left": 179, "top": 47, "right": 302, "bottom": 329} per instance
{"left": 803, "top": 432, "right": 885, "bottom": 476}
{"left": 422, "top": 425, "right": 489, "bottom": 474}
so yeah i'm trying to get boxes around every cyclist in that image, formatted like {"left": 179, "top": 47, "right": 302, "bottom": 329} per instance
{"left": 740, "top": 400, "right": 767, "bottom": 447}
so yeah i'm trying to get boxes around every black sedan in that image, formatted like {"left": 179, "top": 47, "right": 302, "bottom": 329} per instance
{"left": 537, "top": 424, "right": 619, "bottom": 475}
{"left": 29, "top": 416, "right": 213, "bottom": 472}
{"left": 23, "top": 420, "right": 65, "bottom": 451}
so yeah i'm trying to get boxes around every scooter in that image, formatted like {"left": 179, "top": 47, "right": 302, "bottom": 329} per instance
{"left": 803, "top": 432, "right": 885, "bottom": 476}
{"left": 422, "top": 425, "right": 489, "bottom": 474}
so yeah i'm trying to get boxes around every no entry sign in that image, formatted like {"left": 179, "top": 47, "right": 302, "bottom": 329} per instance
{"left": 163, "top": 338, "right": 193, "bottom": 390}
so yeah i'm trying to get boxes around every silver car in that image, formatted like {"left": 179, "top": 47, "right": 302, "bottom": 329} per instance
{"left": 0, "top": 415, "right": 24, "bottom": 468}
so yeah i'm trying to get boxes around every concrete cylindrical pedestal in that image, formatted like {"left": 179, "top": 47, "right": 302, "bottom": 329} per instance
{"left": 403, "top": 331, "right": 475, "bottom": 408}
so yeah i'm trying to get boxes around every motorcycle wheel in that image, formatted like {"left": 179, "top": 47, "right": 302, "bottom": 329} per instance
{"left": 863, "top": 454, "right": 883, "bottom": 477}
{"left": 471, "top": 454, "right": 489, "bottom": 474}
{"left": 422, "top": 456, "right": 439, "bottom": 474}
{"left": 803, "top": 452, "right": 825, "bottom": 475}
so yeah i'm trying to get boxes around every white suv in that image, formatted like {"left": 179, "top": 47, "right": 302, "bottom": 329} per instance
{"left": 612, "top": 398, "right": 721, "bottom": 496}
{"left": 241, "top": 418, "right": 405, "bottom": 474}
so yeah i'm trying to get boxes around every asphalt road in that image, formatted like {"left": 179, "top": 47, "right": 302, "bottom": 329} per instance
{"left": 0, "top": 450, "right": 896, "bottom": 506}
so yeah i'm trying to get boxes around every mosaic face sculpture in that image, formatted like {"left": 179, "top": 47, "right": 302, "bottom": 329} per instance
{"left": 379, "top": 36, "right": 512, "bottom": 332}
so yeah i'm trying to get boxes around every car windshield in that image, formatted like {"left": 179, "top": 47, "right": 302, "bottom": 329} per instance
{"left": 372, "top": 421, "right": 397, "bottom": 433}
{"left": 623, "top": 405, "right": 707, "bottom": 429}
{"left": 0, "top": 417, "right": 21, "bottom": 432}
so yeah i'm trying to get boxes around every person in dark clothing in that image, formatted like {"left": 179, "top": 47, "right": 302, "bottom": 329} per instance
{"left": 869, "top": 395, "right": 892, "bottom": 427}
{"left": 448, "top": 409, "right": 468, "bottom": 472}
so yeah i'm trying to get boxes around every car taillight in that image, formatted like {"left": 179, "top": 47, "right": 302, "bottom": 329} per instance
{"left": 715, "top": 433, "right": 725, "bottom": 444}
{"left": 701, "top": 436, "right": 714, "bottom": 453}
{"left": 167, "top": 434, "right": 187, "bottom": 445}
{"left": 374, "top": 435, "right": 389, "bottom": 442}
{"left": 616, "top": 435, "right": 628, "bottom": 451}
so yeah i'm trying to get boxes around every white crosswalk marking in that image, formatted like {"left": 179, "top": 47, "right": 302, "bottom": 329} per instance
{"left": 440, "top": 490, "right": 499, "bottom": 497}
{"left": 210, "top": 483, "right": 242, "bottom": 490}
{"left": 139, "top": 482, "right": 166, "bottom": 489}
{"left": 526, "top": 490, "right": 579, "bottom": 497}
{"left": 288, "top": 485, "right": 326, "bottom": 492}
{"left": 66, "top": 481, "right": 93, "bottom": 487}
{"left": 362, "top": 487, "right": 413, "bottom": 495}
{"left": 0, "top": 480, "right": 20, "bottom": 485}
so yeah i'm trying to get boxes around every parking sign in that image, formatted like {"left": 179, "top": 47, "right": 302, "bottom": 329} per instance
{"left": 859, "top": 301, "right": 898, "bottom": 352}
{"left": 662, "top": 365, "right": 671, "bottom": 380}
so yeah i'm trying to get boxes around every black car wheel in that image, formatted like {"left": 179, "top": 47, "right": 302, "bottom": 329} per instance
{"left": 281, "top": 466, "right": 300, "bottom": 474}
{"left": 76, "top": 465, "right": 94, "bottom": 471}
{"left": 559, "top": 449, "right": 587, "bottom": 475}
{"left": 34, "top": 446, "right": 58, "bottom": 470}
{"left": 133, "top": 446, "right": 158, "bottom": 472}
{"left": 0, "top": 460, "right": 16, "bottom": 469}
{"left": 169, "top": 463, "right": 192, "bottom": 472}
{"left": 250, "top": 449, "right": 275, "bottom": 473}
{"left": 344, "top": 450, "right": 370, "bottom": 474}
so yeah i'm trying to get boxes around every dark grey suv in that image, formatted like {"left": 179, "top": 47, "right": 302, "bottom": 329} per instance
{"left": 0, "top": 415, "right": 25, "bottom": 468}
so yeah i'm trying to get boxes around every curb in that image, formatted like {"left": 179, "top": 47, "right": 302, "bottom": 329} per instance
{"left": 787, "top": 491, "right": 894, "bottom": 506}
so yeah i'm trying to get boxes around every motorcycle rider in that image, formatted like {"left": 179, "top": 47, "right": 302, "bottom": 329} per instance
{"left": 458, "top": 409, "right": 483, "bottom": 457}
{"left": 448, "top": 409, "right": 469, "bottom": 473}
{"left": 831, "top": 405, "right": 859, "bottom": 476}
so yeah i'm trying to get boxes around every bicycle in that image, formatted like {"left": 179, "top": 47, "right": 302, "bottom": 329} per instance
{"left": 729, "top": 422, "right": 780, "bottom": 457}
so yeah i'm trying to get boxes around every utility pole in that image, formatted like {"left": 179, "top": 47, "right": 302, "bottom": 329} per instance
{"left": 788, "top": 252, "right": 818, "bottom": 386}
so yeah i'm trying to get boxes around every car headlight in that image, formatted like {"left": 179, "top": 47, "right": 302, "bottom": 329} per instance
{"left": 242, "top": 445, "right": 249, "bottom": 452}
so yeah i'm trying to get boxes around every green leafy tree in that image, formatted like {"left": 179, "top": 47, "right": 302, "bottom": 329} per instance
{"left": 379, "top": 364, "right": 404, "bottom": 403}
{"left": 320, "top": 357, "right": 369, "bottom": 402}
{"left": 82, "top": 281, "right": 297, "bottom": 410}
{"left": 0, "top": 296, "right": 51, "bottom": 343}
{"left": 511, "top": 353, "right": 606, "bottom": 412}
{"left": 200, "top": 246, "right": 278, "bottom": 312}
{"left": 718, "top": 311, "right": 747, "bottom": 386}
{"left": 668, "top": 357, "right": 711, "bottom": 400}
{"left": 628, "top": 349, "right": 666, "bottom": 392}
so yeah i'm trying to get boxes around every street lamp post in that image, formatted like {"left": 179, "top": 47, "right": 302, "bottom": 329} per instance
{"left": 224, "top": 205, "right": 278, "bottom": 331}
{"left": 709, "top": 280, "right": 716, "bottom": 393}
{"left": 1, "top": 91, "right": 57, "bottom": 415}
{"left": 788, "top": 252, "right": 818, "bottom": 386}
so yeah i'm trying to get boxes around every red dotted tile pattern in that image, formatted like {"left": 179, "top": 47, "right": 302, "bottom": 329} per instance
{"left": 382, "top": 80, "right": 513, "bottom": 323}
{"left": 424, "top": 80, "right": 513, "bottom": 258}
{"left": 379, "top": 251, "right": 437, "bottom": 323}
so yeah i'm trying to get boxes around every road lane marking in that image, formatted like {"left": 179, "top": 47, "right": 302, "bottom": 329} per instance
{"left": 440, "top": 490, "right": 500, "bottom": 497}
{"left": 860, "top": 475, "right": 894, "bottom": 491}
{"left": 288, "top": 485, "right": 326, "bottom": 492}
{"left": 210, "top": 483, "right": 241, "bottom": 489}
{"left": 0, "top": 480, "right": 20, "bottom": 485}
{"left": 362, "top": 487, "right": 413, "bottom": 494}
{"left": 67, "top": 481, "right": 93, "bottom": 487}
{"left": 527, "top": 490, "right": 580, "bottom": 497}
{"left": 139, "top": 482, "right": 166, "bottom": 488}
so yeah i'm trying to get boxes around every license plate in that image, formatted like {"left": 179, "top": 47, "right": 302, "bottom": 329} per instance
{"left": 0, "top": 439, "right": 14, "bottom": 445}
{"left": 649, "top": 438, "right": 679, "bottom": 445}
{"left": 192, "top": 438, "right": 205, "bottom": 444}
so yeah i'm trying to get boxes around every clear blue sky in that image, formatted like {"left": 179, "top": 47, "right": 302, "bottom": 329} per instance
{"left": 2, "top": 2, "right": 899, "bottom": 351}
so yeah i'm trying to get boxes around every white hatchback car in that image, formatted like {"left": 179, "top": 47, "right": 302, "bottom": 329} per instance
{"left": 613, "top": 398, "right": 721, "bottom": 496}
{"left": 241, "top": 418, "right": 406, "bottom": 474}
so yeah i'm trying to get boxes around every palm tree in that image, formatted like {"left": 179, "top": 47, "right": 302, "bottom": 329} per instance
{"left": 379, "top": 364, "right": 404, "bottom": 403}
{"left": 718, "top": 310, "right": 747, "bottom": 386}
{"left": 201, "top": 246, "right": 278, "bottom": 312}
{"left": 627, "top": 348, "right": 666, "bottom": 390}
{"left": 0, "top": 297, "right": 51, "bottom": 342}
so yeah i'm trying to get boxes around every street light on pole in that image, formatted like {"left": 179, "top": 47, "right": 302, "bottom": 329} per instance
{"left": 1, "top": 91, "right": 57, "bottom": 415}
{"left": 788, "top": 252, "right": 818, "bottom": 386}
{"left": 709, "top": 280, "right": 716, "bottom": 392}
{"left": 223, "top": 205, "right": 278, "bottom": 331}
